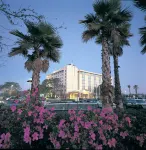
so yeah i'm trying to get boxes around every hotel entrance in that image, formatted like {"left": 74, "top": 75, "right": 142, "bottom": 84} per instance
{"left": 67, "top": 90, "right": 94, "bottom": 100}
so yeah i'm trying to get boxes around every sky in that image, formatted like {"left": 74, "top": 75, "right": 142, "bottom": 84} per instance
{"left": 0, "top": 0, "right": 146, "bottom": 94}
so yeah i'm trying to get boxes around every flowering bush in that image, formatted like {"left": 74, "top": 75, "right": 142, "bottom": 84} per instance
{"left": 49, "top": 107, "right": 146, "bottom": 149}
{"left": 0, "top": 89, "right": 56, "bottom": 149}
{"left": 0, "top": 89, "right": 146, "bottom": 149}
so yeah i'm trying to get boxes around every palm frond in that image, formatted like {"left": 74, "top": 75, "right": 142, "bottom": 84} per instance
{"left": 8, "top": 46, "right": 28, "bottom": 57}
{"left": 46, "top": 49, "right": 60, "bottom": 62}
{"left": 38, "top": 22, "right": 56, "bottom": 35}
{"left": 10, "top": 30, "right": 30, "bottom": 41}
{"left": 93, "top": 0, "right": 111, "bottom": 17}
{"left": 134, "top": 0, "right": 146, "bottom": 11}
{"left": 141, "top": 45, "right": 146, "bottom": 54}
{"left": 82, "top": 30, "right": 98, "bottom": 42}
{"left": 25, "top": 60, "right": 33, "bottom": 72}
{"left": 139, "top": 26, "right": 146, "bottom": 45}
{"left": 25, "top": 21, "right": 41, "bottom": 36}
{"left": 139, "top": 26, "right": 146, "bottom": 54}
{"left": 41, "top": 59, "right": 49, "bottom": 72}
{"left": 79, "top": 13, "right": 96, "bottom": 24}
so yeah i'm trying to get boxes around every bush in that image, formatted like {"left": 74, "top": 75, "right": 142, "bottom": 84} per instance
{"left": 0, "top": 89, "right": 146, "bottom": 149}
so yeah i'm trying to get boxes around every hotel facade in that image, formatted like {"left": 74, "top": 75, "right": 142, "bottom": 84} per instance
{"left": 46, "top": 64, "right": 113, "bottom": 100}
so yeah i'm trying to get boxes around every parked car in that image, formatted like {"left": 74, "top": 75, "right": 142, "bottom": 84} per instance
{"left": 135, "top": 100, "right": 146, "bottom": 109}
{"left": 124, "top": 99, "right": 137, "bottom": 108}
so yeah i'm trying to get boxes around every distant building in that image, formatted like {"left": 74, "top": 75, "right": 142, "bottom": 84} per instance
{"left": 46, "top": 64, "right": 113, "bottom": 100}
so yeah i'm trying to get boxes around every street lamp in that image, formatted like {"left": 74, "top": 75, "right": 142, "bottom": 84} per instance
{"left": 27, "top": 78, "right": 32, "bottom": 91}
{"left": 95, "top": 84, "right": 97, "bottom": 99}
{"left": 11, "top": 85, "right": 13, "bottom": 97}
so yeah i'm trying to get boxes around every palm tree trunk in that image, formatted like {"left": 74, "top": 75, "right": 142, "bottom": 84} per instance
{"left": 31, "top": 70, "right": 40, "bottom": 93}
{"left": 113, "top": 54, "right": 123, "bottom": 110}
{"left": 31, "top": 58, "right": 41, "bottom": 100}
{"left": 129, "top": 88, "right": 131, "bottom": 96}
{"left": 136, "top": 89, "right": 138, "bottom": 96}
{"left": 101, "top": 37, "right": 113, "bottom": 109}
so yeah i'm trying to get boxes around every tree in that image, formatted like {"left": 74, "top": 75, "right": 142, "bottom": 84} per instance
{"left": 134, "top": 0, "right": 146, "bottom": 12}
{"left": 0, "top": 82, "right": 21, "bottom": 97}
{"left": 39, "top": 79, "right": 53, "bottom": 97}
{"left": 0, "top": 82, "right": 21, "bottom": 91}
{"left": 49, "top": 78, "right": 65, "bottom": 98}
{"left": 110, "top": 23, "right": 132, "bottom": 110}
{"left": 133, "top": 0, "right": 146, "bottom": 54}
{"left": 9, "top": 21, "right": 63, "bottom": 99}
{"left": 94, "top": 84, "right": 114, "bottom": 100}
{"left": 128, "top": 85, "right": 131, "bottom": 96}
{"left": 133, "top": 85, "right": 139, "bottom": 96}
{"left": 0, "top": 0, "right": 43, "bottom": 51}
{"left": 79, "top": 0, "right": 132, "bottom": 108}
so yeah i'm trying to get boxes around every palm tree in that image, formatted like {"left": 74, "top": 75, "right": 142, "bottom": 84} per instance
{"left": 133, "top": 85, "right": 139, "bottom": 96}
{"left": 9, "top": 21, "right": 63, "bottom": 98}
{"left": 79, "top": 0, "right": 132, "bottom": 108}
{"left": 134, "top": 0, "right": 146, "bottom": 11}
{"left": 139, "top": 20, "right": 146, "bottom": 54}
{"left": 128, "top": 85, "right": 131, "bottom": 96}
{"left": 133, "top": 0, "right": 146, "bottom": 54}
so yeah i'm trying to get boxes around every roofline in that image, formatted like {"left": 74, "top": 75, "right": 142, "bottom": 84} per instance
{"left": 79, "top": 70, "right": 102, "bottom": 76}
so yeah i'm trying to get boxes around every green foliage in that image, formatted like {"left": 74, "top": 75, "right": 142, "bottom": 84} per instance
{"left": 0, "top": 82, "right": 21, "bottom": 91}
{"left": 133, "top": 0, "right": 146, "bottom": 54}
{"left": 9, "top": 21, "right": 63, "bottom": 71}
{"left": 0, "top": 82, "right": 21, "bottom": 97}
{"left": 134, "top": 0, "right": 146, "bottom": 11}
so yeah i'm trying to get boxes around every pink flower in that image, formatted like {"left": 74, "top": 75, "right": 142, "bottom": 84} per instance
{"left": 74, "top": 124, "right": 79, "bottom": 132}
{"left": 35, "top": 88, "right": 38, "bottom": 93}
{"left": 24, "top": 126, "right": 30, "bottom": 135}
{"left": 136, "top": 136, "right": 144, "bottom": 147}
{"left": 101, "top": 107, "right": 113, "bottom": 115}
{"left": 17, "top": 109, "right": 22, "bottom": 115}
{"left": 68, "top": 109, "right": 75, "bottom": 115}
{"left": 99, "top": 120, "right": 103, "bottom": 125}
{"left": 77, "top": 116, "right": 81, "bottom": 122}
{"left": 58, "top": 130, "right": 66, "bottom": 139}
{"left": 74, "top": 132, "right": 79, "bottom": 139}
{"left": 125, "top": 117, "right": 131, "bottom": 127}
{"left": 90, "top": 132, "right": 96, "bottom": 140}
{"left": 32, "top": 132, "right": 39, "bottom": 141}
{"left": 5, "top": 133, "right": 11, "bottom": 142}
{"left": 28, "top": 111, "right": 32, "bottom": 116}
{"left": 14, "top": 100, "right": 19, "bottom": 104}
{"left": 95, "top": 144, "right": 103, "bottom": 150}
{"left": 87, "top": 106, "right": 92, "bottom": 111}
{"left": 55, "top": 142, "right": 61, "bottom": 149}
{"left": 10, "top": 105, "right": 16, "bottom": 112}
{"left": 120, "top": 131, "right": 128, "bottom": 139}
{"left": 43, "top": 125, "right": 48, "bottom": 129}
{"left": 24, "top": 126, "right": 31, "bottom": 144}
{"left": 59, "top": 119, "right": 66, "bottom": 128}
{"left": 32, "top": 92, "right": 36, "bottom": 97}
{"left": 107, "top": 138, "right": 117, "bottom": 148}
{"left": 24, "top": 134, "right": 31, "bottom": 144}
{"left": 51, "top": 107, "right": 55, "bottom": 111}
{"left": 84, "top": 122, "right": 91, "bottom": 129}
{"left": 107, "top": 125, "right": 112, "bottom": 131}
{"left": 1, "top": 133, "right": 5, "bottom": 140}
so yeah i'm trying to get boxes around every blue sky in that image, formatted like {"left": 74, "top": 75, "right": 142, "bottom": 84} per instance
{"left": 0, "top": 0, "right": 146, "bottom": 94}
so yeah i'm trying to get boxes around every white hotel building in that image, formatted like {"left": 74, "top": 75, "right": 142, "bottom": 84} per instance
{"left": 46, "top": 64, "right": 113, "bottom": 100}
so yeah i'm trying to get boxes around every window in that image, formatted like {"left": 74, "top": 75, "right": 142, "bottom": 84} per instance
{"left": 88, "top": 86, "right": 91, "bottom": 91}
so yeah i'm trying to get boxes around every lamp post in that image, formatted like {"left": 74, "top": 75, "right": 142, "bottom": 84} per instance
{"left": 125, "top": 90, "right": 127, "bottom": 99}
{"left": 96, "top": 84, "right": 97, "bottom": 99}
{"left": 27, "top": 78, "right": 32, "bottom": 92}
{"left": 98, "top": 84, "right": 100, "bottom": 100}
{"left": 11, "top": 85, "right": 13, "bottom": 97}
